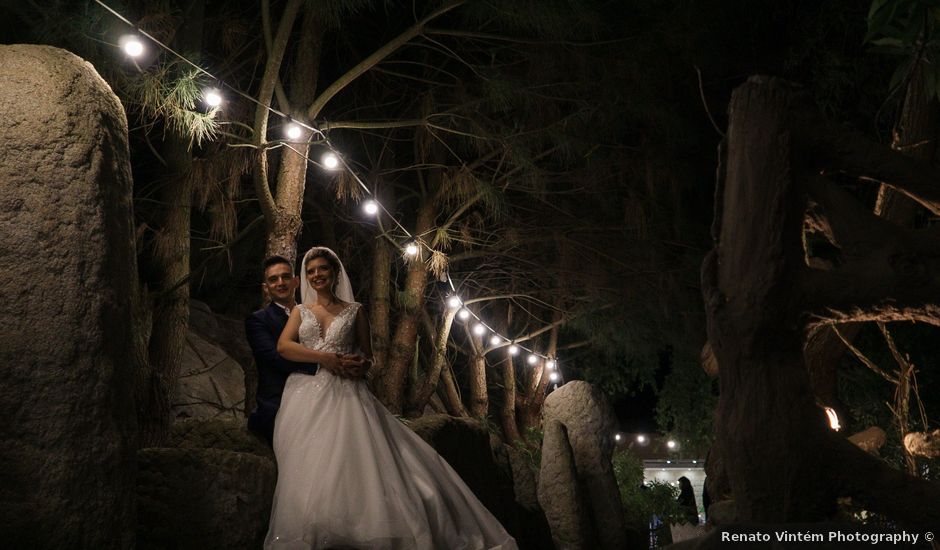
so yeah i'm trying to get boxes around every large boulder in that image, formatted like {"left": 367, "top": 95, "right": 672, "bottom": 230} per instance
{"left": 0, "top": 45, "right": 137, "bottom": 547}
{"left": 137, "top": 447, "right": 276, "bottom": 550}
{"left": 137, "top": 418, "right": 276, "bottom": 550}
{"left": 538, "top": 419, "right": 594, "bottom": 549}
{"left": 542, "top": 381, "right": 627, "bottom": 549}
{"left": 174, "top": 330, "right": 247, "bottom": 420}
{"left": 173, "top": 300, "right": 254, "bottom": 421}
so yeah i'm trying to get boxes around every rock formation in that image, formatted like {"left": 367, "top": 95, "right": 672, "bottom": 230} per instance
{"left": 0, "top": 44, "right": 137, "bottom": 547}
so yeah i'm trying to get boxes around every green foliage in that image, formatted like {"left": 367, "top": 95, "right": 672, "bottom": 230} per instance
{"left": 513, "top": 426, "right": 543, "bottom": 470}
{"left": 612, "top": 451, "right": 682, "bottom": 546}
{"left": 126, "top": 61, "right": 220, "bottom": 147}
{"left": 655, "top": 357, "right": 717, "bottom": 457}
{"left": 867, "top": 0, "right": 940, "bottom": 99}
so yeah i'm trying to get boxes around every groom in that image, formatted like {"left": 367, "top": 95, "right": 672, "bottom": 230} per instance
{"left": 245, "top": 255, "right": 319, "bottom": 447}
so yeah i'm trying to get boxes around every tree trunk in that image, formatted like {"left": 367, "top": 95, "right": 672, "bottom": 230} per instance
{"left": 705, "top": 76, "right": 940, "bottom": 528}
{"left": 369, "top": 236, "right": 392, "bottom": 381}
{"left": 500, "top": 347, "right": 521, "bottom": 442}
{"left": 438, "top": 361, "right": 469, "bottom": 417}
{"left": 379, "top": 202, "right": 437, "bottom": 413}
{"left": 468, "top": 349, "right": 488, "bottom": 418}
{"left": 263, "top": 4, "right": 323, "bottom": 262}
{"left": 516, "top": 311, "right": 561, "bottom": 434}
{"left": 137, "top": 1, "right": 205, "bottom": 445}
{"left": 407, "top": 308, "right": 456, "bottom": 415}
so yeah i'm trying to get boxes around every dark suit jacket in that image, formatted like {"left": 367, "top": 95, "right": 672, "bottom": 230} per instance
{"left": 246, "top": 303, "right": 317, "bottom": 446}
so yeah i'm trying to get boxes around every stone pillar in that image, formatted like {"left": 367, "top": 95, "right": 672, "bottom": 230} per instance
{"left": 542, "top": 380, "right": 627, "bottom": 549}
{"left": 0, "top": 44, "right": 137, "bottom": 548}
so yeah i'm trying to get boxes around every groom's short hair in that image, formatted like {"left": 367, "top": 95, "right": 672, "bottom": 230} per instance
{"left": 262, "top": 255, "right": 292, "bottom": 277}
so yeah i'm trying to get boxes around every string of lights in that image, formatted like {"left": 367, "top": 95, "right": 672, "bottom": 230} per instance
{"left": 93, "top": 0, "right": 565, "bottom": 387}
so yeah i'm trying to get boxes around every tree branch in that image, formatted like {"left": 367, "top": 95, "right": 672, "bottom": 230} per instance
{"left": 305, "top": 0, "right": 465, "bottom": 120}
{"left": 251, "top": 0, "right": 303, "bottom": 222}
{"left": 813, "top": 124, "right": 940, "bottom": 215}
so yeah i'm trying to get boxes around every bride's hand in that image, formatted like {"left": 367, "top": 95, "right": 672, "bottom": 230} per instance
{"left": 339, "top": 354, "right": 371, "bottom": 379}
{"left": 319, "top": 353, "right": 344, "bottom": 375}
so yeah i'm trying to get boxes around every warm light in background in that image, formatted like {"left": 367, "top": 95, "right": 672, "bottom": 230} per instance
{"left": 825, "top": 407, "right": 841, "bottom": 431}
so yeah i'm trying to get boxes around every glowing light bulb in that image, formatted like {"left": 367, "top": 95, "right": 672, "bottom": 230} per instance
{"left": 363, "top": 200, "right": 379, "bottom": 215}
{"left": 637, "top": 434, "right": 647, "bottom": 444}
{"left": 121, "top": 36, "right": 144, "bottom": 57}
{"left": 322, "top": 152, "right": 339, "bottom": 170}
{"left": 447, "top": 296, "right": 461, "bottom": 308}
{"left": 508, "top": 345, "right": 519, "bottom": 355}
{"left": 473, "top": 323, "right": 486, "bottom": 336}
{"left": 286, "top": 123, "right": 302, "bottom": 140}
{"left": 546, "top": 359, "right": 556, "bottom": 370}
{"left": 405, "top": 242, "right": 419, "bottom": 256}
{"left": 204, "top": 89, "right": 222, "bottom": 107}
{"left": 527, "top": 354, "right": 538, "bottom": 365}
{"left": 489, "top": 335, "right": 502, "bottom": 346}
{"left": 667, "top": 440, "right": 677, "bottom": 450}
{"left": 457, "top": 309, "right": 470, "bottom": 320}
{"left": 549, "top": 372, "right": 559, "bottom": 382}
{"left": 614, "top": 433, "right": 622, "bottom": 441}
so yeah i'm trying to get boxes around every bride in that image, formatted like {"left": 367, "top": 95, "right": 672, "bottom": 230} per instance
{"left": 265, "top": 246, "right": 517, "bottom": 550}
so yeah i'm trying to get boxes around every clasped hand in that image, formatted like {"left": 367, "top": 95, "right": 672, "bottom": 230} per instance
{"left": 322, "top": 353, "right": 371, "bottom": 379}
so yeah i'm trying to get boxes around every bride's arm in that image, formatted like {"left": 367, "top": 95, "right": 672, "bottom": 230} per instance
{"left": 277, "top": 308, "right": 340, "bottom": 367}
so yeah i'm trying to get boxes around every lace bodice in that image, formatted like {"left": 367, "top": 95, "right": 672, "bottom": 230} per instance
{"left": 298, "top": 302, "right": 361, "bottom": 355}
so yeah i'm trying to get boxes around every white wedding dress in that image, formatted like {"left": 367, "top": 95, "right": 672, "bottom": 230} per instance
{"left": 264, "top": 303, "right": 518, "bottom": 550}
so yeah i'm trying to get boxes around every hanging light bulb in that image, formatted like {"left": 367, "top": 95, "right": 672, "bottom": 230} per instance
{"left": 636, "top": 434, "right": 647, "bottom": 444}
{"left": 473, "top": 323, "right": 486, "bottom": 336}
{"left": 548, "top": 371, "right": 559, "bottom": 382}
{"left": 508, "top": 344, "right": 519, "bottom": 355}
{"left": 489, "top": 335, "right": 502, "bottom": 346}
{"left": 285, "top": 123, "right": 302, "bottom": 140}
{"left": 363, "top": 200, "right": 379, "bottom": 215}
{"left": 120, "top": 35, "right": 144, "bottom": 57}
{"left": 446, "top": 296, "right": 461, "bottom": 309}
{"left": 614, "top": 433, "right": 622, "bottom": 442}
{"left": 204, "top": 88, "right": 222, "bottom": 107}
{"left": 667, "top": 440, "right": 678, "bottom": 450}
{"left": 404, "top": 242, "right": 419, "bottom": 256}
{"left": 546, "top": 359, "right": 556, "bottom": 370}
{"left": 322, "top": 151, "right": 340, "bottom": 170}
{"left": 457, "top": 308, "right": 470, "bottom": 321}
{"left": 527, "top": 354, "right": 538, "bottom": 365}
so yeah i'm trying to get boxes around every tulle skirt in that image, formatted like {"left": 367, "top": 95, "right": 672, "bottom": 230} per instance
{"left": 264, "top": 370, "right": 517, "bottom": 550}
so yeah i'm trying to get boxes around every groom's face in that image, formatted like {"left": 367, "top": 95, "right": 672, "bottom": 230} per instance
{"left": 263, "top": 262, "right": 298, "bottom": 305}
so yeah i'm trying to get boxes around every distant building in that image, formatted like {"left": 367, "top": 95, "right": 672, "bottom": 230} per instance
{"left": 616, "top": 432, "right": 706, "bottom": 522}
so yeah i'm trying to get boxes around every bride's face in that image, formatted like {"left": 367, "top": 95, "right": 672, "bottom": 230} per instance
{"left": 305, "top": 256, "right": 334, "bottom": 292}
